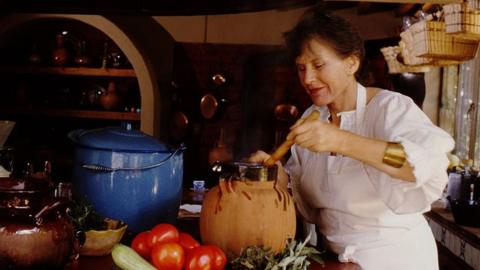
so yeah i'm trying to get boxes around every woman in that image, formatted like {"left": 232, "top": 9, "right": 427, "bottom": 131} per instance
{"left": 249, "top": 8, "right": 454, "bottom": 270}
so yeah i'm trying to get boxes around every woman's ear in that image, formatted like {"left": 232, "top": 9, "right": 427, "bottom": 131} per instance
{"left": 345, "top": 54, "right": 360, "bottom": 76}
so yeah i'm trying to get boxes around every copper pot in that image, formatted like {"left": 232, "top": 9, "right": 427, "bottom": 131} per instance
{"left": 0, "top": 175, "right": 75, "bottom": 269}
{"left": 200, "top": 73, "right": 229, "bottom": 120}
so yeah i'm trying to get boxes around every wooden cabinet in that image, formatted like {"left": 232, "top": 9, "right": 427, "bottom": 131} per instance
{"left": 0, "top": 66, "right": 140, "bottom": 121}
{"left": 0, "top": 18, "right": 142, "bottom": 179}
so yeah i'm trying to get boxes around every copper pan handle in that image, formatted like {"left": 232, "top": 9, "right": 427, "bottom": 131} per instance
{"left": 264, "top": 110, "right": 320, "bottom": 167}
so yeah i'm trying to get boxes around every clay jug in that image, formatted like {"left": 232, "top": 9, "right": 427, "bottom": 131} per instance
{"left": 99, "top": 81, "right": 121, "bottom": 111}
{"left": 0, "top": 163, "right": 76, "bottom": 269}
{"left": 208, "top": 128, "right": 233, "bottom": 165}
{"left": 200, "top": 162, "right": 296, "bottom": 256}
{"left": 52, "top": 34, "right": 69, "bottom": 66}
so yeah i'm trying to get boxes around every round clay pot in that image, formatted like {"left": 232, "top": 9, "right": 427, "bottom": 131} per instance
{"left": 99, "top": 81, "right": 121, "bottom": 111}
{"left": 200, "top": 162, "right": 296, "bottom": 256}
{"left": 0, "top": 176, "right": 75, "bottom": 269}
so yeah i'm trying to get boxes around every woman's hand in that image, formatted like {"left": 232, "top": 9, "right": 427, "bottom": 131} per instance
{"left": 248, "top": 150, "right": 289, "bottom": 190}
{"left": 248, "top": 150, "right": 271, "bottom": 164}
{"left": 287, "top": 119, "right": 416, "bottom": 181}
{"left": 286, "top": 119, "right": 350, "bottom": 154}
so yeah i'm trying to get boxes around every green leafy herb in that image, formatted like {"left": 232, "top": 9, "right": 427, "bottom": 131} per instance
{"left": 230, "top": 246, "right": 276, "bottom": 270}
{"left": 66, "top": 196, "right": 106, "bottom": 231}
{"left": 230, "top": 233, "right": 324, "bottom": 270}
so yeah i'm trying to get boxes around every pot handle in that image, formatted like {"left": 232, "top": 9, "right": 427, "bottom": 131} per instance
{"left": 34, "top": 199, "right": 69, "bottom": 225}
{"left": 81, "top": 144, "right": 186, "bottom": 172}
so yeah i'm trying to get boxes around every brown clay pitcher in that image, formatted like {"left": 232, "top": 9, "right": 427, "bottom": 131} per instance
{"left": 0, "top": 173, "right": 76, "bottom": 269}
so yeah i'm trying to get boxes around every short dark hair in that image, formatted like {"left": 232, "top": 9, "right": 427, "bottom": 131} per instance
{"left": 284, "top": 8, "right": 367, "bottom": 83}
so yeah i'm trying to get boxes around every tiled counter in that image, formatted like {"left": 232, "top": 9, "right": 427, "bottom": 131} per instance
{"left": 425, "top": 201, "right": 480, "bottom": 269}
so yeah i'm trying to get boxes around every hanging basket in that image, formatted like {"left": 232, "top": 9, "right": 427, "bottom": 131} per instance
{"left": 467, "top": 0, "right": 480, "bottom": 10}
{"left": 409, "top": 20, "right": 479, "bottom": 60}
{"left": 399, "top": 39, "right": 461, "bottom": 67}
{"left": 399, "top": 35, "right": 433, "bottom": 66}
{"left": 444, "top": 3, "right": 480, "bottom": 40}
{"left": 380, "top": 46, "right": 431, "bottom": 74}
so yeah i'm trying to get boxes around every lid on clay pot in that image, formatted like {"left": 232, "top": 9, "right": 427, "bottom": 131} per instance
{"left": 0, "top": 176, "right": 52, "bottom": 193}
{"left": 216, "top": 162, "right": 278, "bottom": 182}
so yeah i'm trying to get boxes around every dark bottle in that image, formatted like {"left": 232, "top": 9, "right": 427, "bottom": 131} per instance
{"left": 460, "top": 167, "right": 474, "bottom": 201}
{"left": 51, "top": 34, "right": 69, "bottom": 66}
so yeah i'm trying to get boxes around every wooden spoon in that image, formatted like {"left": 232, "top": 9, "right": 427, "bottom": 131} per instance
{"left": 264, "top": 110, "right": 320, "bottom": 167}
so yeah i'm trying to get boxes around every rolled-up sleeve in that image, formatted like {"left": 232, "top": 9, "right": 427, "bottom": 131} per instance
{"left": 364, "top": 93, "right": 455, "bottom": 214}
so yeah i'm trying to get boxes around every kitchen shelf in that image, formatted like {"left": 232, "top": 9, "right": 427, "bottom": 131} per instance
{"left": 0, "top": 66, "right": 136, "bottom": 77}
{"left": 0, "top": 107, "right": 140, "bottom": 121}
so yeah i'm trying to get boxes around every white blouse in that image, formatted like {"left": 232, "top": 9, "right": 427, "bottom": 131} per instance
{"left": 285, "top": 85, "right": 455, "bottom": 269}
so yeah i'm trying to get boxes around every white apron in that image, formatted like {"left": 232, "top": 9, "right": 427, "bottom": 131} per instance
{"left": 290, "top": 84, "right": 440, "bottom": 270}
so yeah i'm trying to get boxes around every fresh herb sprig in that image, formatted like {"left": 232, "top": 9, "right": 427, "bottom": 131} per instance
{"left": 230, "top": 233, "right": 324, "bottom": 270}
{"left": 66, "top": 197, "right": 106, "bottom": 231}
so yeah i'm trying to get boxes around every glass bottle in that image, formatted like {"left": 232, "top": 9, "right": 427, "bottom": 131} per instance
{"left": 74, "top": 40, "right": 90, "bottom": 66}
{"left": 51, "top": 34, "right": 69, "bottom": 66}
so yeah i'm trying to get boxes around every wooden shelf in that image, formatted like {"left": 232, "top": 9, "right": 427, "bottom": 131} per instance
{"left": 0, "top": 107, "right": 140, "bottom": 121}
{"left": 0, "top": 66, "right": 136, "bottom": 77}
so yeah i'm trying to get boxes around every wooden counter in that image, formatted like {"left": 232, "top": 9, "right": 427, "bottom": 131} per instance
{"left": 424, "top": 201, "right": 479, "bottom": 269}
{"left": 73, "top": 217, "right": 361, "bottom": 270}
{"left": 75, "top": 251, "right": 361, "bottom": 270}
{"left": 72, "top": 189, "right": 361, "bottom": 270}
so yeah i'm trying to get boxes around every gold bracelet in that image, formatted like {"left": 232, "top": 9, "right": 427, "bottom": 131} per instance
{"left": 383, "top": 142, "right": 406, "bottom": 168}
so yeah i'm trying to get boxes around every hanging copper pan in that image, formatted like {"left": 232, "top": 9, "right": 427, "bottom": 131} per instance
{"left": 200, "top": 73, "right": 229, "bottom": 120}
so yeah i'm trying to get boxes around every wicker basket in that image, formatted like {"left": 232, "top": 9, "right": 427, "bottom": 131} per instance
{"left": 444, "top": 3, "right": 480, "bottom": 40}
{"left": 380, "top": 46, "right": 431, "bottom": 74}
{"left": 399, "top": 32, "right": 461, "bottom": 67}
{"left": 467, "top": 0, "right": 480, "bottom": 10}
{"left": 399, "top": 35, "right": 432, "bottom": 65}
{"left": 409, "top": 20, "right": 479, "bottom": 60}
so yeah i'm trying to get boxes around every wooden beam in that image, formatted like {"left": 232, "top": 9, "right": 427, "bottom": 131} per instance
{"left": 357, "top": 2, "right": 373, "bottom": 14}
{"left": 396, "top": 3, "right": 417, "bottom": 16}
{"left": 421, "top": 3, "right": 441, "bottom": 12}
{"left": 325, "top": 0, "right": 460, "bottom": 4}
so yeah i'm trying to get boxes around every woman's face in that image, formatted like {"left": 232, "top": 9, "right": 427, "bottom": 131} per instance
{"left": 295, "top": 38, "right": 359, "bottom": 107}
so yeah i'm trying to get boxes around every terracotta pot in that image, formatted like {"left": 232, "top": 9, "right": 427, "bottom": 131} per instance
{"left": 0, "top": 176, "right": 75, "bottom": 269}
{"left": 99, "top": 81, "right": 121, "bottom": 111}
{"left": 200, "top": 163, "right": 296, "bottom": 256}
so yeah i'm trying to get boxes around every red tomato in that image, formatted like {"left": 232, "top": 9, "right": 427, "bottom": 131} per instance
{"left": 178, "top": 232, "right": 200, "bottom": 252}
{"left": 151, "top": 242, "right": 185, "bottom": 270}
{"left": 184, "top": 246, "right": 213, "bottom": 270}
{"left": 131, "top": 231, "right": 151, "bottom": 259}
{"left": 184, "top": 245, "right": 227, "bottom": 270}
{"left": 208, "top": 245, "right": 227, "bottom": 270}
{"left": 147, "top": 223, "right": 179, "bottom": 248}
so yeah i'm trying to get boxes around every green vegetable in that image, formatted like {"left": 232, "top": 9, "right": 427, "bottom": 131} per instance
{"left": 230, "top": 233, "right": 324, "bottom": 270}
{"left": 66, "top": 196, "right": 106, "bottom": 231}
{"left": 112, "top": 244, "right": 156, "bottom": 270}
{"left": 230, "top": 245, "right": 277, "bottom": 270}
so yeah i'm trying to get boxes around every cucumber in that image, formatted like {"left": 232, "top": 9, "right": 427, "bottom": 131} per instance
{"left": 111, "top": 243, "right": 157, "bottom": 270}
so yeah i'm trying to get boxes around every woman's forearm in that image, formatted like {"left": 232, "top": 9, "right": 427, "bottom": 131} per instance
{"left": 337, "top": 131, "right": 416, "bottom": 182}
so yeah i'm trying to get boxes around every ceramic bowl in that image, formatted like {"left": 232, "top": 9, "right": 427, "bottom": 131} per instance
{"left": 79, "top": 218, "right": 127, "bottom": 256}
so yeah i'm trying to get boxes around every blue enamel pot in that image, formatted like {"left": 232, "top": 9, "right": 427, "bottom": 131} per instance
{"left": 69, "top": 127, "right": 185, "bottom": 232}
